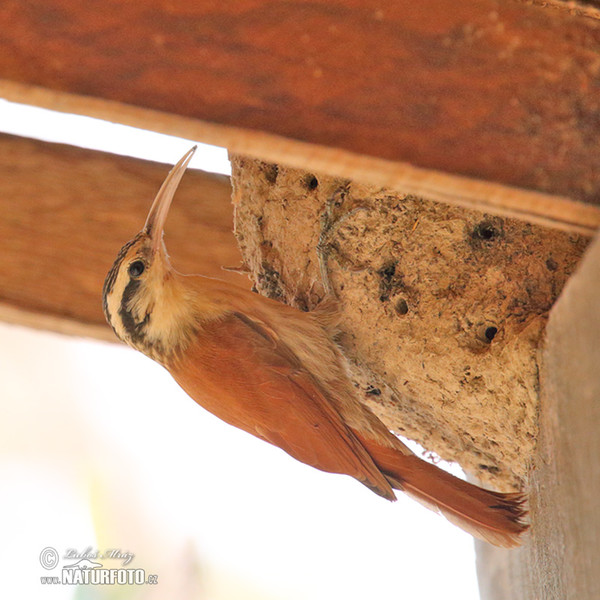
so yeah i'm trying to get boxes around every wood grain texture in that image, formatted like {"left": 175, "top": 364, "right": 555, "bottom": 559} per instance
{"left": 2, "top": 0, "right": 600, "bottom": 205}
{"left": 0, "top": 134, "right": 245, "bottom": 335}
{"left": 3, "top": 81, "right": 600, "bottom": 236}
{"left": 476, "top": 232, "right": 600, "bottom": 599}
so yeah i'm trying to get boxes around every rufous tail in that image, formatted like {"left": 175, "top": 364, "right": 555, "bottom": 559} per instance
{"left": 358, "top": 436, "right": 528, "bottom": 547}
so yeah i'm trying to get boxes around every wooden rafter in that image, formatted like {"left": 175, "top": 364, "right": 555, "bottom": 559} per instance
{"left": 0, "top": 134, "right": 245, "bottom": 337}
{"left": 2, "top": 0, "right": 600, "bottom": 233}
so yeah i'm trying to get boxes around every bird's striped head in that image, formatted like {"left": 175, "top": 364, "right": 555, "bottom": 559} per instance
{"left": 102, "top": 147, "right": 198, "bottom": 363}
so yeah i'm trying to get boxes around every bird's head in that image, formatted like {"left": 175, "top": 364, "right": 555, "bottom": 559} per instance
{"left": 102, "top": 147, "right": 198, "bottom": 362}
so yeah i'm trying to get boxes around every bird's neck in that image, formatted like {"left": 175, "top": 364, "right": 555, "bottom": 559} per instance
{"left": 120, "top": 269, "right": 205, "bottom": 364}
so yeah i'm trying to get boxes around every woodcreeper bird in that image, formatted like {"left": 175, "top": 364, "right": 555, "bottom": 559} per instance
{"left": 103, "top": 148, "right": 528, "bottom": 547}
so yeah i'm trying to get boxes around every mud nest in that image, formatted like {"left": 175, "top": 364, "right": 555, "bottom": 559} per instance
{"left": 230, "top": 155, "right": 588, "bottom": 490}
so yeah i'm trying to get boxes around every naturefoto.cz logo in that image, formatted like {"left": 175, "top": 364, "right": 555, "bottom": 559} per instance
{"left": 39, "top": 547, "right": 158, "bottom": 586}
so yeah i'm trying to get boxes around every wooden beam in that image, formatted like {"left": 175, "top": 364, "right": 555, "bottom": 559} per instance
{"left": 4, "top": 81, "right": 600, "bottom": 236}
{"left": 0, "top": 134, "right": 245, "bottom": 337}
{"left": 475, "top": 232, "right": 600, "bottom": 599}
{"left": 2, "top": 1, "right": 600, "bottom": 230}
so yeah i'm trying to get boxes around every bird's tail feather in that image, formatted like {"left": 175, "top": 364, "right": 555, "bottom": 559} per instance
{"left": 358, "top": 436, "right": 528, "bottom": 547}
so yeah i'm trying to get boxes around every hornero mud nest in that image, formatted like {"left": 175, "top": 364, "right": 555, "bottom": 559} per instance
{"left": 229, "top": 155, "right": 588, "bottom": 490}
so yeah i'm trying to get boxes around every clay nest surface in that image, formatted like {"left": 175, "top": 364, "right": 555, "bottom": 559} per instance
{"left": 230, "top": 155, "right": 588, "bottom": 490}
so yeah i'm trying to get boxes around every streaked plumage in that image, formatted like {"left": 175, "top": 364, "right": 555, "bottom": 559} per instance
{"left": 103, "top": 148, "right": 528, "bottom": 547}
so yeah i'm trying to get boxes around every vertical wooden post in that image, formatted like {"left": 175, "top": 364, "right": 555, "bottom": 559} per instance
{"left": 476, "top": 234, "right": 600, "bottom": 599}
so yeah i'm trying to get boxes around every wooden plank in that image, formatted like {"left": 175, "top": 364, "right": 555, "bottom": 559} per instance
{"left": 2, "top": 0, "right": 600, "bottom": 210}
{"left": 4, "top": 83, "right": 600, "bottom": 237}
{"left": 475, "top": 232, "right": 600, "bottom": 599}
{"left": 0, "top": 134, "right": 245, "bottom": 336}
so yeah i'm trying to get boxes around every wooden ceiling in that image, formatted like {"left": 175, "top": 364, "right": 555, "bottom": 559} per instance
{"left": 1, "top": 0, "right": 600, "bottom": 335}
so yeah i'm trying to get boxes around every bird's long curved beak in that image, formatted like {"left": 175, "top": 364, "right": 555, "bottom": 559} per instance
{"left": 144, "top": 146, "right": 197, "bottom": 254}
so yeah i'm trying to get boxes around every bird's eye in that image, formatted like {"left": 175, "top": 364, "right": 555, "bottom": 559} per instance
{"left": 128, "top": 260, "right": 145, "bottom": 278}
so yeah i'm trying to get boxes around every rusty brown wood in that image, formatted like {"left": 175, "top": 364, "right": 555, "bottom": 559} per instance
{"left": 4, "top": 80, "right": 600, "bottom": 236}
{"left": 2, "top": 0, "right": 600, "bottom": 206}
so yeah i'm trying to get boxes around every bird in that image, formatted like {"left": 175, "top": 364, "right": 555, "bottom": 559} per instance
{"left": 102, "top": 147, "right": 528, "bottom": 547}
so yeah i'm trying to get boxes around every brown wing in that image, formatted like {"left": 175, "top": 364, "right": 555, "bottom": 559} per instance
{"left": 169, "top": 312, "right": 395, "bottom": 500}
